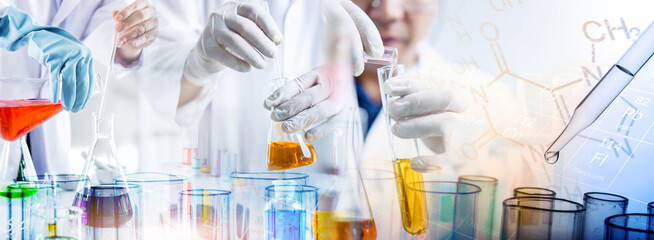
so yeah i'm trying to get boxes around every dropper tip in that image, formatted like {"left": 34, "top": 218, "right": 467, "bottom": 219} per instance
{"left": 544, "top": 151, "right": 559, "bottom": 164}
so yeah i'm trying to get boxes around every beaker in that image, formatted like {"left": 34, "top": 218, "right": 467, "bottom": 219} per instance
{"left": 604, "top": 214, "right": 654, "bottom": 240}
{"left": 266, "top": 77, "right": 317, "bottom": 171}
{"left": 0, "top": 182, "right": 39, "bottom": 239}
{"left": 458, "top": 175, "right": 499, "bottom": 240}
{"left": 397, "top": 181, "right": 480, "bottom": 240}
{"left": 315, "top": 107, "right": 377, "bottom": 240}
{"left": 113, "top": 172, "right": 188, "bottom": 238}
{"left": 31, "top": 206, "right": 83, "bottom": 240}
{"left": 500, "top": 197, "right": 585, "bottom": 240}
{"left": 75, "top": 183, "right": 141, "bottom": 240}
{"left": 230, "top": 172, "right": 308, "bottom": 240}
{"left": 649, "top": 202, "right": 654, "bottom": 215}
{"left": 582, "top": 192, "right": 628, "bottom": 240}
{"left": 264, "top": 184, "right": 318, "bottom": 240}
{"left": 179, "top": 189, "right": 231, "bottom": 240}
{"left": 20, "top": 174, "right": 89, "bottom": 209}
{"left": 513, "top": 187, "right": 556, "bottom": 197}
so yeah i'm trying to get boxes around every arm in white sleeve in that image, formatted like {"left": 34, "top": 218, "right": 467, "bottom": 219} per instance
{"left": 0, "top": 0, "right": 9, "bottom": 16}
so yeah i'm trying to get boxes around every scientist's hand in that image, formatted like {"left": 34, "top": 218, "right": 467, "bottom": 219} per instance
{"left": 383, "top": 76, "right": 467, "bottom": 155}
{"left": 113, "top": 0, "right": 158, "bottom": 67}
{"left": 183, "top": 1, "right": 282, "bottom": 86}
{"left": 264, "top": 67, "right": 343, "bottom": 141}
{"left": 326, "top": 0, "right": 384, "bottom": 76}
{"left": 0, "top": 6, "right": 95, "bottom": 112}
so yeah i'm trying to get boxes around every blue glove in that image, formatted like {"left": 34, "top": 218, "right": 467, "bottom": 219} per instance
{"left": 0, "top": 6, "right": 95, "bottom": 112}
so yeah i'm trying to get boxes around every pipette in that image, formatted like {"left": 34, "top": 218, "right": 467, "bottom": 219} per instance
{"left": 98, "top": 31, "right": 119, "bottom": 115}
{"left": 545, "top": 20, "right": 654, "bottom": 164}
{"left": 262, "top": 0, "right": 312, "bottom": 159}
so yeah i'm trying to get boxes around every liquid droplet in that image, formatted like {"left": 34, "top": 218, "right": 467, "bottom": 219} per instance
{"left": 544, "top": 151, "right": 559, "bottom": 164}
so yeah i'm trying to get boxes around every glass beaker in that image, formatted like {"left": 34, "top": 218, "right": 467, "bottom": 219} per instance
{"left": 315, "top": 107, "right": 377, "bottom": 240}
{"left": 264, "top": 184, "right": 318, "bottom": 240}
{"left": 31, "top": 206, "right": 83, "bottom": 240}
{"left": 397, "top": 181, "right": 480, "bottom": 240}
{"left": 179, "top": 189, "right": 231, "bottom": 240}
{"left": 20, "top": 174, "right": 89, "bottom": 209}
{"left": 230, "top": 172, "right": 308, "bottom": 240}
{"left": 75, "top": 183, "right": 141, "bottom": 240}
{"left": 114, "top": 172, "right": 188, "bottom": 238}
{"left": 0, "top": 77, "right": 63, "bottom": 184}
{"left": 582, "top": 192, "right": 628, "bottom": 240}
{"left": 500, "top": 197, "right": 585, "bottom": 240}
{"left": 266, "top": 77, "right": 317, "bottom": 171}
{"left": 0, "top": 182, "right": 39, "bottom": 239}
{"left": 513, "top": 187, "right": 556, "bottom": 197}
{"left": 458, "top": 175, "right": 499, "bottom": 240}
{"left": 604, "top": 214, "right": 654, "bottom": 240}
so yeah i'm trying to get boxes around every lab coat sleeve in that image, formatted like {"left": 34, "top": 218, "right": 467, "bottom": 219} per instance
{"left": 0, "top": 0, "right": 9, "bottom": 16}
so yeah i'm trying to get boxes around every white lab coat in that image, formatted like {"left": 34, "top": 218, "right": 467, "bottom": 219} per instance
{"left": 0, "top": 0, "right": 127, "bottom": 174}
{"left": 138, "top": 0, "right": 346, "bottom": 184}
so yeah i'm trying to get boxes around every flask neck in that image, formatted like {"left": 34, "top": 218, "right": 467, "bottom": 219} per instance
{"left": 92, "top": 113, "right": 115, "bottom": 139}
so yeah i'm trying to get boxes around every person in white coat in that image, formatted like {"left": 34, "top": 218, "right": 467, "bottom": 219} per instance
{"left": 0, "top": 0, "right": 158, "bottom": 175}
{"left": 136, "top": 0, "right": 383, "bottom": 183}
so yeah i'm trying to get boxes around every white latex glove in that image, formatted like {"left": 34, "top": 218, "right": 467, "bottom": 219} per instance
{"left": 183, "top": 1, "right": 282, "bottom": 86}
{"left": 383, "top": 76, "right": 468, "bottom": 155}
{"left": 264, "top": 67, "right": 343, "bottom": 141}
{"left": 327, "top": 0, "right": 384, "bottom": 76}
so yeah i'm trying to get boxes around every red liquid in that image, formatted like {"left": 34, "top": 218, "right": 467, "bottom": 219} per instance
{"left": 0, "top": 100, "right": 63, "bottom": 141}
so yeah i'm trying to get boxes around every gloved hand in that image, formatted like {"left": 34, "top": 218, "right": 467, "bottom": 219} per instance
{"left": 264, "top": 67, "right": 344, "bottom": 141}
{"left": 113, "top": 0, "right": 159, "bottom": 67}
{"left": 383, "top": 76, "right": 468, "bottom": 168}
{"left": 0, "top": 6, "right": 96, "bottom": 112}
{"left": 324, "top": 0, "right": 384, "bottom": 76}
{"left": 183, "top": 1, "right": 282, "bottom": 86}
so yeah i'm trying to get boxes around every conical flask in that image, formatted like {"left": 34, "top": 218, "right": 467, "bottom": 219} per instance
{"left": 73, "top": 112, "right": 136, "bottom": 239}
{"left": 315, "top": 108, "right": 376, "bottom": 240}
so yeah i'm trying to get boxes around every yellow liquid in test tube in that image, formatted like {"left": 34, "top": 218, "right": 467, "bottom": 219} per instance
{"left": 394, "top": 158, "right": 428, "bottom": 235}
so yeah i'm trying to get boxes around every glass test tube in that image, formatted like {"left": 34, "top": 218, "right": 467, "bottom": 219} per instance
{"left": 399, "top": 181, "right": 480, "bottom": 240}
{"left": 513, "top": 187, "right": 556, "bottom": 198}
{"left": 182, "top": 128, "right": 198, "bottom": 166}
{"left": 179, "top": 189, "right": 231, "bottom": 240}
{"left": 364, "top": 46, "right": 398, "bottom": 65}
{"left": 458, "top": 175, "right": 499, "bottom": 240}
{"left": 32, "top": 206, "right": 83, "bottom": 240}
{"left": 230, "top": 172, "right": 308, "bottom": 239}
{"left": 500, "top": 197, "right": 585, "bottom": 240}
{"left": 114, "top": 172, "right": 188, "bottom": 238}
{"left": 264, "top": 184, "right": 318, "bottom": 240}
{"left": 582, "top": 192, "right": 628, "bottom": 240}
{"left": 604, "top": 214, "right": 654, "bottom": 240}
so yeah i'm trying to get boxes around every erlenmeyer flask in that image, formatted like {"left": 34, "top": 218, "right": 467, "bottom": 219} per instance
{"left": 315, "top": 107, "right": 376, "bottom": 240}
{"left": 73, "top": 112, "right": 137, "bottom": 239}
{"left": 266, "top": 77, "right": 317, "bottom": 171}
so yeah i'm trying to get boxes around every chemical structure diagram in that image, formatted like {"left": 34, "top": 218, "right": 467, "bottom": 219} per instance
{"left": 422, "top": 0, "right": 654, "bottom": 208}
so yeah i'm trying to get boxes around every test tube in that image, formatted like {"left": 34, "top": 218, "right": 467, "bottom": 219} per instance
{"left": 458, "top": 175, "right": 499, "bottom": 240}
{"left": 230, "top": 172, "right": 309, "bottom": 239}
{"left": 364, "top": 46, "right": 398, "bottom": 65}
{"left": 604, "top": 214, "right": 654, "bottom": 240}
{"left": 500, "top": 197, "right": 585, "bottom": 240}
{"left": 513, "top": 187, "right": 556, "bottom": 198}
{"left": 32, "top": 206, "right": 83, "bottom": 240}
{"left": 582, "top": 192, "right": 628, "bottom": 240}
{"left": 399, "top": 181, "right": 480, "bottom": 240}
{"left": 182, "top": 128, "right": 198, "bottom": 167}
{"left": 179, "top": 189, "right": 231, "bottom": 240}
{"left": 511, "top": 187, "right": 556, "bottom": 234}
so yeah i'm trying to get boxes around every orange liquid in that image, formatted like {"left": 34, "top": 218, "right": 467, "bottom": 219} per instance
{"left": 267, "top": 141, "right": 317, "bottom": 171}
{"left": 333, "top": 218, "right": 377, "bottom": 240}
{"left": 394, "top": 158, "right": 428, "bottom": 235}
{"left": 0, "top": 100, "right": 63, "bottom": 141}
